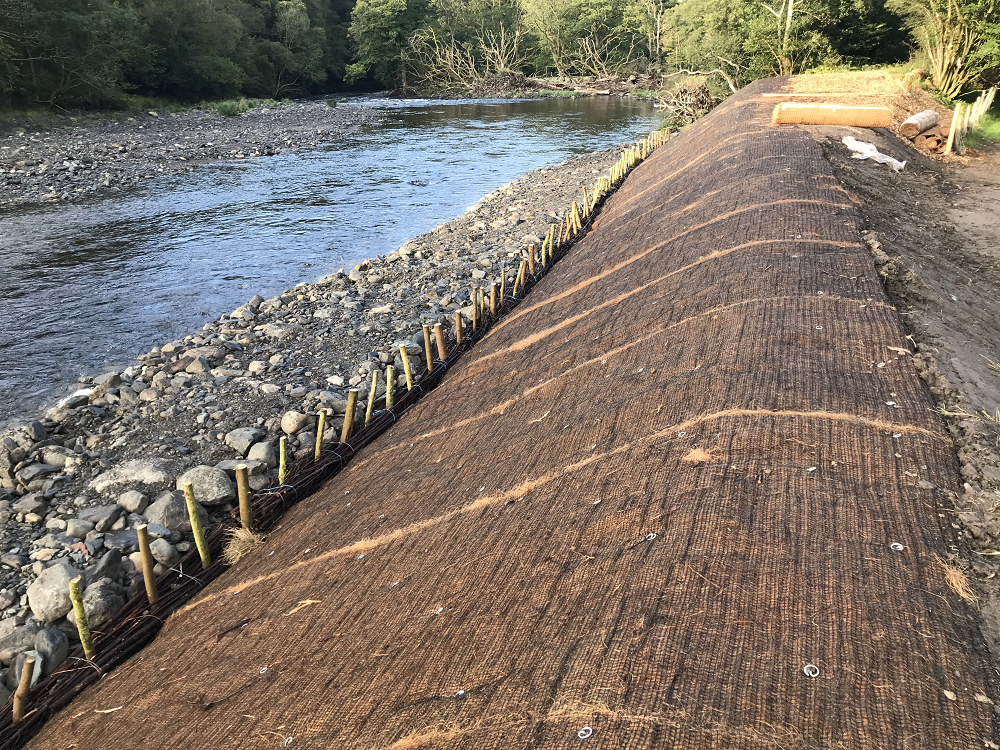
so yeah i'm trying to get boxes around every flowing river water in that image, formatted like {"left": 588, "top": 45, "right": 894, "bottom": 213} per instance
{"left": 0, "top": 96, "right": 662, "bottom": 423}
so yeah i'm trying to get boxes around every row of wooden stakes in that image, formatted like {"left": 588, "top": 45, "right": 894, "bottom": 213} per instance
{"left": 8, "top": 127, "right": 670, "bottom": 725}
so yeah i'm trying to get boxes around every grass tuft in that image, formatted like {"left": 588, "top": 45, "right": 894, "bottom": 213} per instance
{"left": 222, "top": 526, "right": 266, "bottom": 565}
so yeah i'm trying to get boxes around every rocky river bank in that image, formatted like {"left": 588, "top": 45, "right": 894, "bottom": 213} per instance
{"left": 0, "top": 142, "right": 640, "bottom": 694}
{"left": 0, "top": 100, "right": 380, "bottom": 209}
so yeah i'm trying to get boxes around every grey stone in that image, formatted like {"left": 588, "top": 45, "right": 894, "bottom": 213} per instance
{"left": 149, "top": 538, "right": 180, "bottom": 567}
{"left": 214, "top": 459, "right": 268, "bottom": 478}
{"left": 145, "top": 490, "right": 206, "bottom": 532}
{"left": 281, "top": 411, "right": 309, "bottom": 434}
{"left": 82, "top": 550, "right": 122, "bottom": 588}
{"left": 12, "top": 493, "right": 46, "bottom": 515}
{"left": 90, "top": 459, "right": 173, "bottom": 494}
{"left": 117, "top": 490, "right": 148, "bottom": 513}
{"left": 0, "top": 626, "right": 38, "bottom": 665}
{"left": 94, "top": 372, "right": 121, "bottom": 387}
{"left": 65, "top": 518, "right": 95, "bottom": 539}
{"left": 66, "top": 579, "right": 124, "bottom": 628}
{"left": 185, "top": 355, "right": 211, "bottom": 374}
{"left": 144, "top": 523, "right": 173, "bottom": 540}
{"left": 40, "top": 446, "right": 73, "bottom": 467}
{"left": 175, "top": 465, "right": 234, "bottom": 506}
{"left": 16, "top": 463, "right": 61, "bottom": 483}
{"left": 0, "top": 553, "right": 28, "bottom": 571}
{"left": 265, "top": 323, "right": 302, "bottom": 340}
{"left": 13, "top": 650, "right": 43, "bottom": 688}
{"left": 247, "top": 440, "right": 277, "bottom": 468}
{"left": 34, "top": 628, "right": 68, "bottom": 676}
{"left": 26, "top": 562, "right": 77, "bottom": 622}
{"left": 77, "top": 504, "right": 122, "bottom": 532}
{"left": 103, "top": 529, "right": 139, "bottom": 552}
{"left": 224, "top": 427, "right": 265, "bottom": 456}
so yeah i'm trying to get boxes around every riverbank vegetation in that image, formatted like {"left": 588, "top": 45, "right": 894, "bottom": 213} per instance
{"left": 0, "top": 0, "right": 997, "bottom": 110}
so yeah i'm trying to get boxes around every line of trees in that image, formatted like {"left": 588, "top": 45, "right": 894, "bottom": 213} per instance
{"left": 0, "top": 0, "right": 997, "bottom": 108}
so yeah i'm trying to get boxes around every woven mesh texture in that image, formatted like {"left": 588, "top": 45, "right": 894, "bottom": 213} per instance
{"left": 770, "top": 103, "right": 893, "bottom": 127}
{"left": 27, "top": 77, "right": 1000, "bottom": 750}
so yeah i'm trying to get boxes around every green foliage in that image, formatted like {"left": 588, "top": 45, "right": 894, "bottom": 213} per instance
{"left": 0, "top": 0, "right": 986, "bottom": 106}
{"left": 965, "top": 110, "right": 1000, "bottom": 145}
{"left": 345, "top": 0, "right": 428, "bottom": 86}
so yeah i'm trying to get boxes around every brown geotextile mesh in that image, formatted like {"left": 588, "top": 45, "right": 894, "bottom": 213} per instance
{"left": 26, "top": 77, "right": 1000, "bottom": 750}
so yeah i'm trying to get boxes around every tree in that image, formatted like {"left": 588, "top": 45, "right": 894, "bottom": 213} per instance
{"left": 520, "top": 0, "right": 577, "bottom": 75}
{"left": 270, "top": 0, "right": 327, "bottom": 95}
{"left": 345, "top": 0, "right": 429, "bottom": 86}
{"left": 889, "top": 0, "right": 999, "bottom": 95}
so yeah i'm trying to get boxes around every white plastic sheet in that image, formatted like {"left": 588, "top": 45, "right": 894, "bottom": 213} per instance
{"left": 842, "top": 136, "right": 907, "bottom": 172}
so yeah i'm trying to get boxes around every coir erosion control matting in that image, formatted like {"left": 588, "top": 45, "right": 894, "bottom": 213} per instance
{"left": 26, "top": 77, "right": 1000, "bottom": 749}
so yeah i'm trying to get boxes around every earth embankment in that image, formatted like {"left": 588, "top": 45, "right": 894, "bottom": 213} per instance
{"left": 24, "top": 77, "right": 1000, "bottom": 749}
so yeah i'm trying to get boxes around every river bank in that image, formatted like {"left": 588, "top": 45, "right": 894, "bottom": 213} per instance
{"left": 0, "top": 142, "right": 639, "bottom": 692}
{"left": 0, "top": 100, "right": 380, "bottom": 209}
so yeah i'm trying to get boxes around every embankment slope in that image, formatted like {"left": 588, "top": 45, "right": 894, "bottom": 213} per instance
{"left": 27, "top": 77, "right": 1000, "bottom": 749}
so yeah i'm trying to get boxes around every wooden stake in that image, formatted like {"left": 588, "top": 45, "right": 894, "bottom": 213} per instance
{"left": 512, "top": 259, "right": 527, "bottom": 296}
{"left": 945, "top": 102, "right": 960, "bottom": 154}
{"left": 527, "top": 244, "right": 535, "bottom": 276}
{"left": 399, "top": 345, "right": 413, "bottom": 390}
{"left": 422, "top": 324, "right": 434, "bottom": 372}
{"left": 582, "top": 186, "right": 589, "bottom": 217}
{"left": 454, "top": 311, "right": 463, "bottom": 344}
{"left": 489, "top": 283, "right": 497, "bottom": 315}
{"left": 314, "top": 410, "right": 326, "bottom": 462}
{"left": 137, "top": 524, "right": 158, "bottom": 604}
{"left": 12, "top": 655, "right": 35, "bottom": 722}
{"left": 365, "top": 370, "right": 379, "bottom": 426}
{"left": 183, "top": 484, "right": 211, "bottom": 566}
{"left": 499, "top": 269, "right": 506, "bottom": 301}
{"left": 341, "top": 389, "right": 358, "bottom": 442}
{"left": 68, "top": 576, "right": 95, "bottom": 660}
{"left": 278, "top": 436, "right": 287, "bottom": 484}
{"left": 385, "top": 365, "right": 395, "bottom": 409}
{"left": 434, "top": 322, "right": 447, "bottom": 359}
{"left": 235, "top": 465, "right": 253, "bottom": 531}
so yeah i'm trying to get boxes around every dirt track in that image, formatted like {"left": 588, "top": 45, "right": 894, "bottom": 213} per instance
{"left": 20, "top": 76, "right": 1000, "bottom": 749}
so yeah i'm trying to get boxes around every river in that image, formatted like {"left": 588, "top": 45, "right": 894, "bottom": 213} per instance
{"left": 0, "top": 95, "right": 662, "bottom": 423}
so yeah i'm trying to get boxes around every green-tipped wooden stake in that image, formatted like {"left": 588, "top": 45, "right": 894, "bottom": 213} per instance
{"left": 235, "top": 465, "right": 253, "bottom": 531}
{"left": 399, "top": 345, "right": 413, "bottom": 390}
{"left": 512, "top": 259, "right": 527, "bottom": 297}
{"left": 278, "top": 436, "right": 287, "bottom": 484}
{"left": 365, "top": 370, "right": 379, "bottom": 426}
{"left": 341, "top": 389, "right": 359, "bottom": 443}
{"left": 12, "top": 655, "right": 35, "bottom": 722}
{"left": 489, "top": 283, "right": 497, "bottom": 316}
{"left": 455, "top": 311, "right": 463, "bottom": 344}
{"left": 68, "top": 577, "right": 95, "bottom": 660}
{"left": 433, "top": 322, "right": 447, "bottom": 360}
{"left": 182, "top": 484, "right": 211, "bottom": 567}
{"left": 385, "top": 365, "right": 395, "bottom": 409}
{"left": 422, "top": 324, "right": 434, "bottom": 370}
{"left": 136, "top": 524, "right": 158, "bottom": 604}
{"left": 314, "top": 410, "right": 326, "bottom": 462}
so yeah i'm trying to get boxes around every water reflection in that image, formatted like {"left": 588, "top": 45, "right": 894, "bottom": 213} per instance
{"left": 0, "top": 96, "right": 661, "bottom": 422}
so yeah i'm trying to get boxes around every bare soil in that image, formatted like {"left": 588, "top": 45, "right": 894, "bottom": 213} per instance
{"left": 813, "top": 127, "right": 1000, "bottom": 653}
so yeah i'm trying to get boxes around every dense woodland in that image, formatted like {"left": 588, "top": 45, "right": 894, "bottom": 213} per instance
{"left": 0, "top": 0, "right": 997, "bottom": 108}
